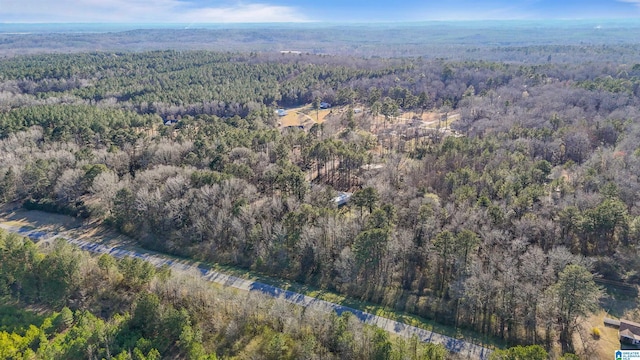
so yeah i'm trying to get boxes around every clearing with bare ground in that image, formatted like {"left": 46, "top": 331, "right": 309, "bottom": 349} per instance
{"left": 277, "top": 105, "right": 333, "bottom": 128}
{"left": 278, "top": 104, "right": 459, "bottom": 134}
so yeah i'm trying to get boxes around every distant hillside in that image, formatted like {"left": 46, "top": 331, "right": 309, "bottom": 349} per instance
{"left": 2, "top": 21, "right": 640, "bottom": 62}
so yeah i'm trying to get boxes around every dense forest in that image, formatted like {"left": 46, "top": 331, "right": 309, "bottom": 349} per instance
{"left": 1, "top": 45, "right": 640, "bottom": 359}
{"left": 0, "top": 229, "right": 450, "bottom": 359}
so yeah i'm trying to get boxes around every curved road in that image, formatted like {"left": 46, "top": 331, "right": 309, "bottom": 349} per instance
{"left": 0, "top": 222, "right": 491, "bottom": 360}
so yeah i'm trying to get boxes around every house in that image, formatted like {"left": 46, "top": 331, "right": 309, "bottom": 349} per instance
{"left": 164, "top": 119, "right": 178, "bottom": 126}
{"left": 606, "top": 318, "right": 640, "bottom": 347}
{"left": 277, "top": 109, "right": 288, "bottom": 116}
{"left": 320, "top": 102, "right": 331, "bottom": 109}
{"left": 620, "top": 320, "right": 640, "bottom": 347}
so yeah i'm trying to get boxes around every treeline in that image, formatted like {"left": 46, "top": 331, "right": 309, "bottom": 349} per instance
{"left": 0, "top": 229, "right": 450, "bottom": 359}
{"left": 2, "top": 51, "right": 640, "bottom": 356}
{"left": 2, "top": 51, "right": 640, "bottom": 124}
{"left": 1, "top": 51, "right": 406, "bottom": 118}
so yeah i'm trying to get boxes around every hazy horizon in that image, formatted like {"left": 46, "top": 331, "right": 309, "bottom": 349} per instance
{"left": 2, "top": 18, "right": 640, "bottom": 34}
{"left": 2, "top": 0, "right": 640, "bottom": 24}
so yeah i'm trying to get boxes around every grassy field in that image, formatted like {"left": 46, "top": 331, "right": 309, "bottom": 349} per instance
{"left": 574, "top": 311, "right": 621, "bottom": 359}
{"left": 278, "top": 105, "right": 334, "bottom": 128}
{"left": 0, "top": 205, "right": 82, "bottom": 231}
{"left": 277, "top": 107, "right": 309, "bottom": 127}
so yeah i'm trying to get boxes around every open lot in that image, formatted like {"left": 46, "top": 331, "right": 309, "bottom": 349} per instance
{"left": 0, "top": 204, "right": 82, "bottom": 231}
{"left": 278, "top": 105, "right": 342, "bottom": 128}
{"left": 390, "top": 110, "right": 460, "bottom": 128}
{"left": 278, "top": 104, "right": 459, "bottom": 133}
{"left": 574, "top": 312, "right": 622, "bottom": 359}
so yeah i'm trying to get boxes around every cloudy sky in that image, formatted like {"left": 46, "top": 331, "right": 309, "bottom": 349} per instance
{"left": 2, "top": 0, "right": 640, "bottom": 23}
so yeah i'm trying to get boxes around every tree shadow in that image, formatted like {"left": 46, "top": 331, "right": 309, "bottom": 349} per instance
{"left": 600, "top": 287, "right": 639, "bottom": 319}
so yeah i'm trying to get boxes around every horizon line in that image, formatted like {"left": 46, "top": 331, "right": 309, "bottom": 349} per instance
{"left": 2, "top": 18, "right": 640, "bottom": 25}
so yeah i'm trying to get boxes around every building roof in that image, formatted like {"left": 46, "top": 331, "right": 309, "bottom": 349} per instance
{"left": 332, "top": 192, "right": 352, "bottom": 206}
{"left": 620, "top": 329, "right": 640, "bottom": 341}
{"left": 620, "top": 319, "right": 640, "bottom": 338}
{"left": 604, "top": 318, "right": 621, "bottom": 327}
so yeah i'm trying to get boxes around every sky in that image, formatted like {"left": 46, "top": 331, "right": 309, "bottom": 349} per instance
{"left": 1, "top": 0, "right": 640, "bottom": 23}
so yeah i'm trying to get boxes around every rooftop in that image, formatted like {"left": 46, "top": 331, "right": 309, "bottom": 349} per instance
{"left": 620, "top": 319, "right": 640, "bottom": 336}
